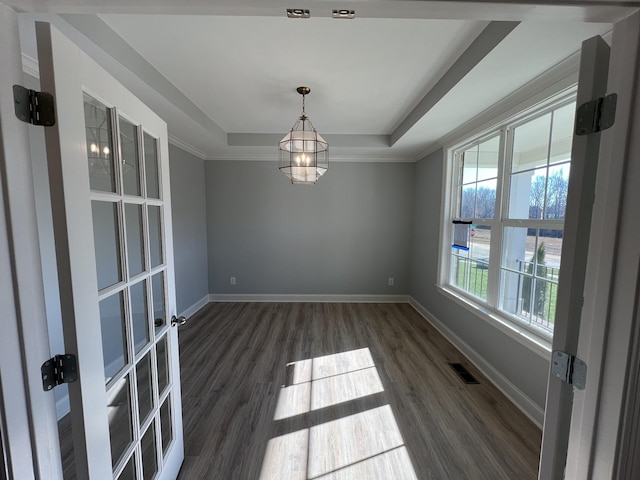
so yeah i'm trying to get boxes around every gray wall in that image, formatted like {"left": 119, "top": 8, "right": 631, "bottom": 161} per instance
{"left": 409, "top": 148, "right": 550, "bottom": 410}
{"left": 206, "top": 161, "right": 414, "bottom": 295}
{"left": 169, "top": 145, "right": 209, "bottom": 313}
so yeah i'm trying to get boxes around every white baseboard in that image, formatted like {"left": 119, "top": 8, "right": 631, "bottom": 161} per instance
{"left": 208, "top": 293, "right": 411, "bottom": 303}
{"left": 408, "top": 296, "right": 545, "bottom": 428}
{"left": 179, "top": 294, "right": 211, "bottom": 318}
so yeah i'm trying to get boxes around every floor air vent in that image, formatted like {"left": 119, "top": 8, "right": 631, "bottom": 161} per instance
{"left": 449, "top": 363, "right": 479, "bottom": 384}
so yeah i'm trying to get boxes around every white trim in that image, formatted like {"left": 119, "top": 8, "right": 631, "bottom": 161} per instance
{"left": 55, "top": 391, "right": 70, "bottom": 420}
{"left": 168, "top": 134, "right": 207, "bottom": 160}
{"left": 21, "top": 53, "right": 39, "bottom": 78}
{"left": 208, "top": 293, "right": 411, "bottom": 303}
{"left": 178, "top": 294, "right": 210, "bottom": 318}
{"left": 409, "top": 296, "right": 545, "bottom": 428}
{"left": 437, "top": 285, "right": 552, "bottom": 359}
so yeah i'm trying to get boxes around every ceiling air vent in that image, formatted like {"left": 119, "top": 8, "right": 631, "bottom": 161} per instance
{"left": 332, "top": 9, "right": 356, "bottom": 19}
{"left": 287, "top": 8, "right": 311, "bottom": 18}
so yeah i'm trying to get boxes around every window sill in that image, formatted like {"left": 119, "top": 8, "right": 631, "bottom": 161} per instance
{"left": 436, "top": 285, "right": 552, "bottom": 361}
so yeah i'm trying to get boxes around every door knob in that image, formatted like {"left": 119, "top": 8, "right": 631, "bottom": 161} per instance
{"left": 171, "top": 315, "right": 187, "bottom": 327}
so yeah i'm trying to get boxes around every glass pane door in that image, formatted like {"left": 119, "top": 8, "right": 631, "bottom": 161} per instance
{"left": 83, "top": 95, "right": 177, "bottom": 479}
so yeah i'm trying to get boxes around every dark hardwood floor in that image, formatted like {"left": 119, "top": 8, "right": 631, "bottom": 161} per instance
{"left": 176, "top": 302, "right": 541, "bottom": 480}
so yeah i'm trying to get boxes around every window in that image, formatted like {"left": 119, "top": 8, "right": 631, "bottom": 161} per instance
{"left": 441, "top": 93, "right": 575, "bottom": 339}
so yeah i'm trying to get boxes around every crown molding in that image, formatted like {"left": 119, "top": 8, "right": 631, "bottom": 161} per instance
{"left": 168, "top": 134, "right": 207, "bottom": 159}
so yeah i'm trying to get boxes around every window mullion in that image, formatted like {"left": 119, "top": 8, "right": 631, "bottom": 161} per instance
{"left": 486, "top": 128, "right": 508, "bottom": 308}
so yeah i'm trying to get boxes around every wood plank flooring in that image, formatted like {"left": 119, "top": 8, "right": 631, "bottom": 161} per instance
{"left": 176, "top": 302, "right": 541, "bottom": 480}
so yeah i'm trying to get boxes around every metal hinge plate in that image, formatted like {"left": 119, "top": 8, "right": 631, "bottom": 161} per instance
{"left": 13, "top": 85, "right": 56, "bottom": 127}
{"left": 552, "top": 350, "right": 587, "bottom": 390}
{"left": 41, "top": 354, "right": 78, "bottom": 391}
{"left": 575, "top": 93, "right": 617, "bottom": 136}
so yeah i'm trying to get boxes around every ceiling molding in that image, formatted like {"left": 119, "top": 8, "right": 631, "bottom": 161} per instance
{"left": 391, "top": 20, "right": 519, "bottom": 146}
{"left": 168, "top": 134, "right": 208, "bottom": 159}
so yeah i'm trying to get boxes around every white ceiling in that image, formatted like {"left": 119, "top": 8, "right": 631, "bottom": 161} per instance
{"left": 16, "top": 5, "right": 615, "bottom": 161}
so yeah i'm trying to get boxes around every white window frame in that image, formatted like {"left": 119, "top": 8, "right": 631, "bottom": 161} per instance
{"left": 438, "top": 87, "right": 577, "bottom": 356}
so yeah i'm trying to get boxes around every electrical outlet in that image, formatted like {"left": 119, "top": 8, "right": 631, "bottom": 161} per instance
{"left": 230, "top": 276, "right": 236, "bottom": 285}
{"left": 388, "top": 277, "right": 394, "bottom": 286}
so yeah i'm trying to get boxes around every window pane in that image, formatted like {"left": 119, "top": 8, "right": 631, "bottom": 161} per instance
{"left": 157, "top": 335, "right": 169, "bottom": 396}
{"left": 144, "top": 133, "right": 161, "bottom": 199}
{"left": 117, "top": 454, "right": 136, "bottom": 480}
{"left": 474, "top": 179, "right": 496, "bottom": 219}
{"left": 500, "top": 227, "right": 562, "bottom": 332}
{"left": 136, "top": 352, "right": 154, "bottom": 424}
{"left": 160, "top": 396, "right": 173, "bottom": 456}
{"left": 141, "top": 423, "right": 158, "bottom": 480}
{"left": 92, "top": 201, "right": 122, "bottom": 291}
{"left": 148, "top": 205, "right": 163, "bottom": 268}
{"left": 461, "top": 146, "right": 478, "bottom": 185}
{"left": 151, "top": 272, "right": 166, "bottom": 332}
{"left": 130, "top": 280, "right": 149, "bottom": 354}
{"left": 99, "top": 291, "right": 126, "bottom": 382}
{"left": 508, "top": 167, "right": 546, "bottom": 220}
{"left": 450, "top": 226, "right": 491, "bottom": 300}
{"left": 460, "top": 184, "right": 475, "bottom": 219}
{"left": 476, "top": 135, "right": 499, "bottom": 181}
{"left": 125, "top": 203, "right": 145, "bottom": 277}
{"left": 511, "top": 112, "right": 552, "bottom": 173}
{"left": 107, "top": 375, "right": 133, "bottom": 468}
{"left": 545, "top": 163, "right": 570, "bottom": 220}
{"left": 549, "top": 102, "right": 575, "bottom": 165}
{"left": 120, "top": 117, "right": 141, "bottom": 196}
{"left": 84, "top": 94, "right": 116, "bottom": 193}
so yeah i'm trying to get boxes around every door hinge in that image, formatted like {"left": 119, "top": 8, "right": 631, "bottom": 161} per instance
{"left": 552, "top": 350, "right": 587, "bottom": 390}
{"left": 575, "top": 93, "right": 617, "bottom": 136}
{"left": 13, "top": 85, "right": 56, "bottom": 127}
{"left": 41, "top": 354, "right": 78, "bottom": 391}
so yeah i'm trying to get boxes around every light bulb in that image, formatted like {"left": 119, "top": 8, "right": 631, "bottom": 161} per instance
{"left": 90, "top": 143, "right": 98, "bottom": 153}
{"left": 103, "top": 146, "right": 110, "bottom": 156}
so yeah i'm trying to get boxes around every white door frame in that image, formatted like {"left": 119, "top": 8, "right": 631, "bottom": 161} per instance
{"left": 0, "top": 4, "right": 62, "bottom": 480}
{"left": 565, "top": 9, "right": 640, "bottom": 479}
{"left": 538, "top": 33, "right": 612, "bottom": 480}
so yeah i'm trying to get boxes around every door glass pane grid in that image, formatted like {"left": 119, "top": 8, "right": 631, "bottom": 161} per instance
{"left": 85, "top": 98, "right": 174, "bottom": 479}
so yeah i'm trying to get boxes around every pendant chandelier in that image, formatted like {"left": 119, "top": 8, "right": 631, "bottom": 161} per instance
{"left": 278, "top": 86, "right": 328, "bottom": 184}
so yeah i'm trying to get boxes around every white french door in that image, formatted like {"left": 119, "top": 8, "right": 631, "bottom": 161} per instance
{"left": 36, "top": 21, "right": 183, "bottom": 480}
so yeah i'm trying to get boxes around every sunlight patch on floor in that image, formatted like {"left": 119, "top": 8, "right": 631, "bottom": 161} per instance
{"left": 274, "top": 348, "right": 384, "bottom": 421}
{"left": 261, "top": 348, "right": 418, "bottom": 480}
